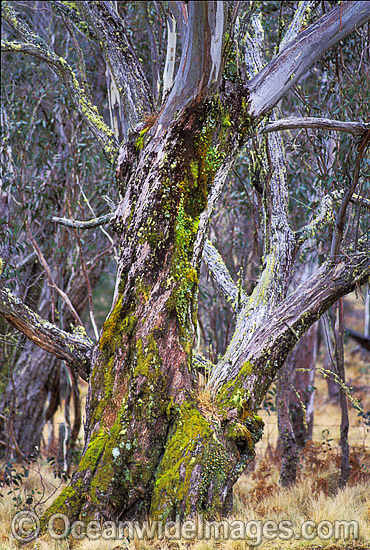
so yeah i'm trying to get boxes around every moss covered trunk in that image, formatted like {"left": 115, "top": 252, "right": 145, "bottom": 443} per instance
{"left": 42, "top": 101, "right": 261, "bottom": 524}
{"left": 40, "top": 100, "right": 370, "bottom": 523}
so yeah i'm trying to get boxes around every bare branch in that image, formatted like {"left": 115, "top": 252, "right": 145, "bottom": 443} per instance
{"left": 52, "top": 212, "right": 114, "bottom": 229}
{"left": 162, "top": 13, "right": 177, "bottom": 99}
{"left": 0, "top": 288, "right": 93, "bottom": 380}
{"left": 203, "top": 240, "right": 246, "bottom": 311}
{"left": 79, "top": 1, "right": 153, "bottom": 135}
{"left": 160, "top": 1, "right": 226, "bottom": 124}
{"left": 1, "top": 1, "right": 118, "bottom": 163}
{"left": 261, "top": 117, "right": 370, "bottom": 137}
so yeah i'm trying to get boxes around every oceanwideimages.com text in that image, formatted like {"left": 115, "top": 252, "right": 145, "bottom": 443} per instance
{"left": 12, "top": 510, "right": 360, "bottom": 546}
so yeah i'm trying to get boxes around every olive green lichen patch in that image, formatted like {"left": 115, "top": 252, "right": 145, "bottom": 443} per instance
{"left": 216, "top": 361, "right": 254, "bottom": 418}
{"left": 98, "top": 294, "right": 138, "bottom": 358}
{"left": 150, "top": 403, "right": 213, "bottom": 519}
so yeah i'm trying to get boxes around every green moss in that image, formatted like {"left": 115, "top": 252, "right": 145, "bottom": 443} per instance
{"left": 150, "top": 402, "right": 213, "bottom": 519}
{"left": 198, "top": 441, "right": 230, "bottom": 516}
{"left": 88, "top": 422, "right": 122, "bottom": 506}
{"left": 98, "top": 294, "right": 138, "bottom": 358}
{"left": 225, "top": 420, "right": 254, "bottom": 451}
{"left": 169, "top": 197, "right": 199, "bottom": 343}
{"left": 79, "top": 430, "right": 108, "bottom": 472}
{"left": 40, "top": 483, "right": 85, "bottom": 531}
{"left": 166, "top": 113, "right": 228, "bottom": 347}
{"left": 217, "top": 360, "right": 254, "bottom": 418}
{"left": 136, "top": 126, "right": 149, "bottom": 150}
{"left": 134, "top": 334, "right": 162, "bottom": 378}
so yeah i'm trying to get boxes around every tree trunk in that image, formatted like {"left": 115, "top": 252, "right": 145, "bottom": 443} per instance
{"left": 0, "top": 280, "right": 60, "bottom": 459}
{"left": 277, "top": 364, "right": 298, "bottom": 487}
{"left": 42, "top": 97, "right": 265, "bottom": 523}
{"left": 335, "top": 299, "right": 350, "bottom": 488}
{"left": 289, "top": 323, "right": 318, "bottom": 446}
{"left": 277, "top": 322, "right": 317, "bottom": 486}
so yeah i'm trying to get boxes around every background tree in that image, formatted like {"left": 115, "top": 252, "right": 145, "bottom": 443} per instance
{"left": 0, "top": 0, "right": 369, "bottom": 524}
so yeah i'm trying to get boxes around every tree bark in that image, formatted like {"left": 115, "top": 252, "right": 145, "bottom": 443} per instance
{"left": 289, "top": 323, "right": 318, "bottom": 447}
{"left": 277, "top": 321, "right": 317, "bottom": 486}
{"left": 277, "top": 363, "right": 298, "bottom": 487}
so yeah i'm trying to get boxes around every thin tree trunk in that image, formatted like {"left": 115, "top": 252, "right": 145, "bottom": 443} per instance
{"left": 277, "top": 363, "right": 298, "bottom": 487}
{"left": 335, "top": 299, "right": 350, "bottom": 488}
{"left": 0, "top": 263, "right": 101, "bottom": 460}
{"left": 289, "top": 323, "right": 318, "bottom": 446}
{"left": 0, "top": 281, "right": 60, "bottom": 459}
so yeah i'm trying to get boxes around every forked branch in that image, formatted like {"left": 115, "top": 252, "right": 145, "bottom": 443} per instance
{"left": 203, "top": 240, "right": 246, "bottom": 311}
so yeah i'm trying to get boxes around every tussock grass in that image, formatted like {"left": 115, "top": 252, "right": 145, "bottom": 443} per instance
{"left": 1, "top": 446, "right": 369, "bottom": 549}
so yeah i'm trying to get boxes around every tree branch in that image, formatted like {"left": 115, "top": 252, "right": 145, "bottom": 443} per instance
{"left": 296, "top": 187, "right": 370, "bottom": 246}
{"left": 248, "top": 1, "right": 370, "bottom": 118}
{"left": 162, "top": 13, "right": 177, "bottom": 99}
{"left": 279, "top": 1, "right": 315, "bottom": 51}
{"left": 79, "top": 1, "right": 153, "bottom": 135}
{"left": 51, "top": 212, "right": 114, "bottom": 229}
{"left": 0, "top": 288, "right": 93, "bottom": 380}
{"left": 168, "top": 1, "right": 188, "bottom": 43}
{"left": 203, "top": 240, "right": 246, "bottom": 312}
{"left": 261, "top": 117, "right": 370, "bottom": 137}
{"left": 295, "top": 192, "right": 335, "bottom": 246}
{"left": 210, "top": 239, "right": 370, "bottom": 400}
{"left": 1, "top": 1, "right": 118, "bottom": 163}
{"left": 159, "top": 1, "right": 226, "bottom": 124}
{"left": 52, "top": 1, "right": 97, "bottom": 40}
